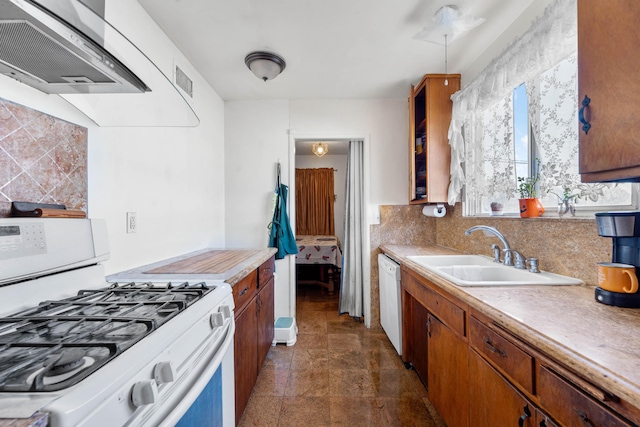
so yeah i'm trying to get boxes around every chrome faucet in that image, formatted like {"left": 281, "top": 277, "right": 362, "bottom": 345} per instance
{"left": 464, "top": 226, "right": 514, "bottom": 266}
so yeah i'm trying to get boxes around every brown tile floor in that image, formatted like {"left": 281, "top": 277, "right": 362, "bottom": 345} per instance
{"left": 239, "top": 284, "right": 446, "bottom": 427}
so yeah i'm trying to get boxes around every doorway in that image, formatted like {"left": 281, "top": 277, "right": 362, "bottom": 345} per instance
{"left": 288, "top": 135, "right": 372, "bottom": 327}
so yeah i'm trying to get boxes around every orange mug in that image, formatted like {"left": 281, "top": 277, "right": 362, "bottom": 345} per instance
{"left": 597, "top": 262, "right": 639, "bottom": 293}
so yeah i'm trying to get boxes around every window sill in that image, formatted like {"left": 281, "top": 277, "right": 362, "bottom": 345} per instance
{"left": 469, "top": 213, "right": 596, "bottom": 222}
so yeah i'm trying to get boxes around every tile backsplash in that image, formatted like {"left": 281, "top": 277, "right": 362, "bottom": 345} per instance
{"left": 370, "top": 203, "right": 611, "bottom": 328}
{"left": 0, "top": 98, "right": 87, "bottom": 217}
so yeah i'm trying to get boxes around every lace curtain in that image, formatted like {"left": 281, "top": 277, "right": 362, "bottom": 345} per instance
{"left": 448, "top": 0, "right": 578, "bottom": 205}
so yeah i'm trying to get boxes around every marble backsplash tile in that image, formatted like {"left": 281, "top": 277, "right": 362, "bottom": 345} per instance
{"left": 0, "top": 98, "right": 87, "bottom": 217}
{"left": 369, "top": 205, "right": 437, "bottom": 329}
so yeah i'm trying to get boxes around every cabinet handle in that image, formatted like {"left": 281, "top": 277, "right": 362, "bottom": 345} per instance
{"left": 518, "top": 404, "right": 531, "bottom": 427}
{"left": 578, "top": 95, "right": 591, "bottom": 134}
{"left": 239, "top": 286, "right": 249, "bottom": 296}
{"left": 573, "top": 408, "right": 595, "bottom": 427}
{"left": 484, "top": 337, "right": 507, "bottom": 358}
{"left": 426, "top": 318, "right": 432, "bottom": 338}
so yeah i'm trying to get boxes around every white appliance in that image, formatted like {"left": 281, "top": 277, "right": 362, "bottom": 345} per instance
{"left": 378, "top": 253, "right": 402, "bottom": 356}
{"left": 0, "top": 218, "right": 234, "bottom": 427}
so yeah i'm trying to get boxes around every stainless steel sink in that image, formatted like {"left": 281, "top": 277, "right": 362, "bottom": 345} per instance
{"left": 406, "top": 255, "right": 583, "bottom": 287}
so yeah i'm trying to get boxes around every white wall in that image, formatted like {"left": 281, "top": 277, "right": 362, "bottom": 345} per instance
{"left": 225, "top": 98, "right": 408, "bottom": 320}
{"left": 0, "top": 1, "right": 226, "bottom": 274}
{"left": 295, "top": 154, "right": 348, "bottom": 245}
{"left": 224, "top": 100, "right": 292, "bottom": 318}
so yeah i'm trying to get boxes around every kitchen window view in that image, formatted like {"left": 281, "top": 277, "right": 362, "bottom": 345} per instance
{"left": 3, "top": 0, "right": 640, "bottom": 427}
{"left": 466, "top": 54, "right": 635, "bottom": 216}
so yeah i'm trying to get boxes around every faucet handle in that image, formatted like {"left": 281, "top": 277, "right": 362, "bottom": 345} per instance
{"left": 526, "top": 258, "right": 540, "bottom": 273}
{"left": 490, "top": 244, "right": 501, "bottom": 263}
{"left": 505, "top": 249, "right": 526, "bottom": 269}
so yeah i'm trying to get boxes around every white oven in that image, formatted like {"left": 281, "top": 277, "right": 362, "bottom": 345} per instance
{"left": 0, "top": 218, "right": 234, "bottom": 427}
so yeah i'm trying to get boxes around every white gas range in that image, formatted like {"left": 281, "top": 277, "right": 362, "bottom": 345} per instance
{"left": 0, "top": 218, "right": 234, "bottom": 427}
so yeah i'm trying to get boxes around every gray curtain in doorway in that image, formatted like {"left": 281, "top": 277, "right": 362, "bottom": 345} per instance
{"left": 339, "top": 140, "right": 366, "bottom": 318}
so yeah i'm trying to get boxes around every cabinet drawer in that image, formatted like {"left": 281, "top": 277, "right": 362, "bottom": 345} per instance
{"left": 258, "top": 256, "right": 275, "bottom": 287}
{"left": 423, "top": 285, "right": 465, "bottom": 337}
{"left": 538, "top": 366, "right": 631, "bottom": 427}
{"left": 402, "top": 268, "right": 465, "bottom": 337}
{"left": 469, "top": 316, "right": 534, "bottom": 395}
{"left": 233, "top": 270, "right": 258, "bottom": 316}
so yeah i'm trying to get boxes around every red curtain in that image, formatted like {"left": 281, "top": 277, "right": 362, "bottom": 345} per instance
{"left": 295, "top": 168, "right": 335, "bottom": 235}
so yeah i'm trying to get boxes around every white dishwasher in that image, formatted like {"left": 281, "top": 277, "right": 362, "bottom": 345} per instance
{"left": 378, "top": 253, "right": 402, "bottom": 356}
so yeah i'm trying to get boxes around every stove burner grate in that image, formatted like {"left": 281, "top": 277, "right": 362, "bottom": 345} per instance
{"left": 0, "top": 282, "right": 213, "bottom": 392}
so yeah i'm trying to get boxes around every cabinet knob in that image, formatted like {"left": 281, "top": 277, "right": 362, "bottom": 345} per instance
{"left": 579, "top": 95, "right": 591, "bottom": 134}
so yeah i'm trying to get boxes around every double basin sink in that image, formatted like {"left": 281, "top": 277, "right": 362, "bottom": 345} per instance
{"left": 406, "top": 254, "right": 583, "bottom": 287}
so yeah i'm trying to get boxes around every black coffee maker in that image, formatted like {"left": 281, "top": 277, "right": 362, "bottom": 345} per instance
{"left": 595, "top": 211, "right": 640, "bottom": 308}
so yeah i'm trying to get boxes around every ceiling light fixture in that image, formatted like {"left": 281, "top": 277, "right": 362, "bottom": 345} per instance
{"left": 312, "top": 142, "right": 328, "bottom": 157}
{"left": 413, "top": 4, "right": 485, "bottom": 44}
{"left": 244, "top": 51, "right": 286, "bottom": 82}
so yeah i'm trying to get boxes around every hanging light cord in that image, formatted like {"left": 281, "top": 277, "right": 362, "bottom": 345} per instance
{"left": 444, "top": 34, "right": 449, "bottom": 86}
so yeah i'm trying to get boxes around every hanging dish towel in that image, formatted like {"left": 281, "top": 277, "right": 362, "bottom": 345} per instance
{"left": 268, "top": 163, "right": 298, "bottom": 260}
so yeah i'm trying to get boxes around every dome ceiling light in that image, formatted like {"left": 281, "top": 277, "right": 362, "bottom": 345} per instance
{"left": 244, "top": 51, "right": 286, "bottom": 81}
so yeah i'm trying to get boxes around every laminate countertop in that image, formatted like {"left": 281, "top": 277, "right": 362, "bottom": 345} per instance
{"left": 380, "top": 244, "right": 640, "bottom": 411}
{"left": 107, "top": 247, "right": 277, "bottom": 287}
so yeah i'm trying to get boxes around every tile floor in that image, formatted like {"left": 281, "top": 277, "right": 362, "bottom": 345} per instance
{"left": 238, "top": 284, "right": 446, "bottom": 427}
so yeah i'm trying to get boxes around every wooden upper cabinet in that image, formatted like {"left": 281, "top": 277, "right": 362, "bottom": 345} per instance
{"left": 578, "top": 0, "right": 640, "bottom": 182}
{"left": 409, "top": 74, "right": 460, "bottom": 203}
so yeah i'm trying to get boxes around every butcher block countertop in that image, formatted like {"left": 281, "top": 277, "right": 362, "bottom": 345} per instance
{"left": 107, "top": 247, "right": 277, "bottom": 287}
{"left": 380, "top": 244, "right": 640, "bottom": 411}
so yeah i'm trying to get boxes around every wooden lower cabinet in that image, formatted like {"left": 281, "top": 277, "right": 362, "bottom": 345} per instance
{"left": 256, "top": 276, "right": 275, "bottom": 370}
{"left": 538, "top": 365, "right": 632, "bottom": 427}
{"left": 233, "top": 257, "right": 276, "bottom": 425}
{"left": 234, "top": 298, "right": 258, "bottom": 425}
{"left": 398, "top": 263, "right": 640, "bottom": 427}
{"left": 427, "top": 314, "right": 469, "bottom": 427}
{"left": 469, "top": 349, "right": 536, "bottom": 427}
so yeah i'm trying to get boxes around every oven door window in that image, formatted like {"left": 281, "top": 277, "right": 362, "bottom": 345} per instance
{"left": 176, "top": 365, "right": 223, "bottom": 427}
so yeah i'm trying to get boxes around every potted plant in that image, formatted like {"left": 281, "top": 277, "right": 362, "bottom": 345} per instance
{"left": 549, "top": 187, "right": 580, "bottom": 217}
{"left": 490, "top": 201, "right": 504, "bottom": 216}
{"left": 517, "top": 176, "right": 545, "bottom": 218}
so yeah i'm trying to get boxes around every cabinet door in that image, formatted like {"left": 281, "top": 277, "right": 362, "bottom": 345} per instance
{"left": 469, "top": 349, "right": 536, "bottom": 427}
{"left": 256, "top": 276, "right": 275, "bottom": 370}
{"left": 234, "top": 298, "right": 258, "bottom": 425}
{"left": 427, "top": 314, "right": 469, "bottom": 427}
{"left": 578, "top": 0, "right": 640, "bottom": 181}
{"left": 410, "top": 296, "right": 430, "bottom": 385}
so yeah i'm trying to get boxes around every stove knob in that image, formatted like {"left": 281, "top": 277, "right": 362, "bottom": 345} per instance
{"left": 154, "top": 361, "right": 175, "bottom": 385}
{"left": 131, "top": 380, "right": 158, "bottom": 407}
{"left": 210, "top": 312, "right": 224, "bottom": 328}
{"left": 219, "top": 304, "right": 231, "bottom": 319}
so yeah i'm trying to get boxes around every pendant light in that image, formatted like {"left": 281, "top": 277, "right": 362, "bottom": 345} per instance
{"left": 312, "top": 142, "right": 328, "bottom": 157}
{"left": 244, "top": 51, "right": 286, "bottom": 81}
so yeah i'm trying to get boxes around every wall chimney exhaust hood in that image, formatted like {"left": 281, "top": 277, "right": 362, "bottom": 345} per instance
{"left": 0, "top": 0, "right": 199, "bottom": 127}
{"left": 0, "top": 0, "right": 148, "bottom": 94}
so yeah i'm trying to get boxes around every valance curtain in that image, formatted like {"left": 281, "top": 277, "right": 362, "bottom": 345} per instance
{"left": 295, "top": 168, "right": 335, "bottom": 235}
{"left": 448, "top": 0, "right": 577, "bottom": 205}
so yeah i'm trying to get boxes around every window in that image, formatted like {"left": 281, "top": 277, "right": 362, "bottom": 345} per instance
{"left": 464, "top": 55, "right": 635, "bottom": 217}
